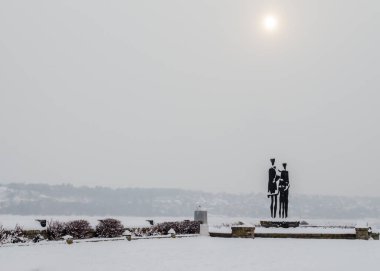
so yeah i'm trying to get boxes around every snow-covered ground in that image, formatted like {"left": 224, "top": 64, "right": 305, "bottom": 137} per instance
{"left": 0, "top": 236, "right": 379, "bottom": 271}
{"left": 1, "top": 215, "right": 379, "bottom": 270}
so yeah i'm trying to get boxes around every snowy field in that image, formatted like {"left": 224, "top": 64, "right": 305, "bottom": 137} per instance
{"left": 0, "top": 236, "right": 379, "bottom": 271}
{"left": 1, "top": 215, "right": 379, "bottom": 270}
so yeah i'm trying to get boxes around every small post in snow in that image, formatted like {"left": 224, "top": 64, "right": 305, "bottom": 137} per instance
{"left": 168, "top": 228, "right": 176, "bottom": 238}
{"left": 63, "top": 235, "right": 73, "bottom": 245}
{"left": 123, "top": 230, "right": 132, "bottom": 241}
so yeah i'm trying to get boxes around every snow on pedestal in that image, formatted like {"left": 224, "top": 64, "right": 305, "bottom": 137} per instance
{"left": 355, "top": 221, "right": 368, "bottom": 229}
{"left": 355, "top": 221, "right": 369, "bottom": 240}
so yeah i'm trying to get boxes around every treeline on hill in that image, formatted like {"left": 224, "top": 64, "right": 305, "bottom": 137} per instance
{"left": 0, "top": 219, "right": 200, "bottom": 245}
{"left": 1, "top": 183, "right": 380, "bottom": 218}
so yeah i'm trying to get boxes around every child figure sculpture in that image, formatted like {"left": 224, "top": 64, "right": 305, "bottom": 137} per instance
{"left": 278, "top": 163, "right": 290, "bottom": 218}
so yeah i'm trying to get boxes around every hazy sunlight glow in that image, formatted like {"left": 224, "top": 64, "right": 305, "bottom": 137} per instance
{"left": 263, "top": 15, "right": 278, "bottom": 31}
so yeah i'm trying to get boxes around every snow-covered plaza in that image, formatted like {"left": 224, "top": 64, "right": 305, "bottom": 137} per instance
{"left": 1, "top": 236, "right": 379, "bottom": 271}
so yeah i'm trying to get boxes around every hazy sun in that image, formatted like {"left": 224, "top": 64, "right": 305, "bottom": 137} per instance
{"left": 263, "top": 15, "right": 278, "bottom": 31}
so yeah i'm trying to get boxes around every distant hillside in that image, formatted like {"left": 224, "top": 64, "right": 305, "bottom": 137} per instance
{"left": 0, "top": 183, "right": 379, "bottom": 219}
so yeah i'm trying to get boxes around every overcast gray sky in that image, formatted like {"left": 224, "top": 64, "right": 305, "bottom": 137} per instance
{"left": 0, "top": 0, "right": 379, "bottom": 196}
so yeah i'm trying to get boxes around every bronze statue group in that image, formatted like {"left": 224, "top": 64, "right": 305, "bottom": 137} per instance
{"left": 268, "top": 158, "right": 290, "bottom": 218}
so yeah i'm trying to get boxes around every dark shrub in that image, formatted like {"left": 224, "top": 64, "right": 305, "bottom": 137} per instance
{"left": 10, "top": 225, "right": 26, "bottom": 243}
{"left": 47, "top": 220, "right": 66, "bottom": 240}
{"left": 33, "top": 234, "right": 45, "bottom": 243}
{"left": 96, "top": 218, "right": 125, "bottom": 238}
{"left": 65, "top": 220, "right": 92, "bottom": 239}
{"left": 0, "top": 225, "right": 7, "bottom": 244}
{"left": 149, "top": 221, "right": 200, "bottom": 235}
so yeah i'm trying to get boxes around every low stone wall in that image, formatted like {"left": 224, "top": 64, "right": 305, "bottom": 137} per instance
{"left": 23, "top": 230, "right": 48, "bottom": 239}
{"left": 210, "top": 232, "right": 357, "bottom": 239}
{"left": 22, "top": 226, "right": 375, "bottom": 241}
{"left": 255, "top": 233, "right": 356, "bottom": 239}
{"left": 209, "top": 232, "right": 232, "bottom": 238}
{"left": 231, "top": 226, "right": 255, "bottom": 238}
{"left": 370, "top": 232, "right": 379, "bottom": 240}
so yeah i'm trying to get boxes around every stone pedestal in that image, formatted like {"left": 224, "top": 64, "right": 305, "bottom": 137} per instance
{"left": 194, "top": 210, "right": 208, "bottom": 225}
{"left": 200, "top": 224, "right": 209, "bottom": 236}
{"left": 260, "top": 221, "right": 300, "bottom": 228}
{"left": 355, "top": 227, "right": 369, "bottom": 240}
{"left": 231, "top": 226, "right": 255, "bottom": 238}
{"left": 370, "top": 232, "right": 379, "bottom": 240}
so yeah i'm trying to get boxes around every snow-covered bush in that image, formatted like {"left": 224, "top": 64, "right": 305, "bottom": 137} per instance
{"left": 95, "top": 219, "right": 125, "bottom": 238}
{"left": 0, "top": 225, "right": 7, "bottom": 244}
{"left": 10, "top": 225, "right": 27, "bottom": 243}
{"left": 148, "top": 221, "right": 200, "bottom": 235}
{"left": 1, "top": 224, "right": 29, "bottom": 244}
{"left": 32, "top": 234, "right": 45, "bottom": 243}
{"left": 65, "top": 220, "right": 92, "bottom": 239}
{"left": 131, "top": 227, "right": 148, "bottom": 237}
{"left": 47, "top": 220, "right": 66, "bottom": 240}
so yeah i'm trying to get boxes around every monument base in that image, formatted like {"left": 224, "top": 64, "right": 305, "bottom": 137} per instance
{"left": 231, "top": 226, "right": 255, "bottom": 238}
{"left": 200, "top": 224, "right": 209, "bottom": 236}
{"left": 260, "top": 220, "right": 300, "bottom": 228}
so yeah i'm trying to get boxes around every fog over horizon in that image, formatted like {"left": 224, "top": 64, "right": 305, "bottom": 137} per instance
{"left": 1, "top": 1, "right": 379, "bottom": 197}
{"left": 3, "top": 181, "right": 380, "bottom": 198}
{"left": 1, "top": 183, "right": 379, "bottom": 218}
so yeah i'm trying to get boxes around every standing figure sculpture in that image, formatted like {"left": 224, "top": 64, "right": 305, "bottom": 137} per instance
{"left": 278, "top": 163, "right": 290, "bottom": 218}
{"left": 267, "top": 158, "right": 279, "bottom": 218}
